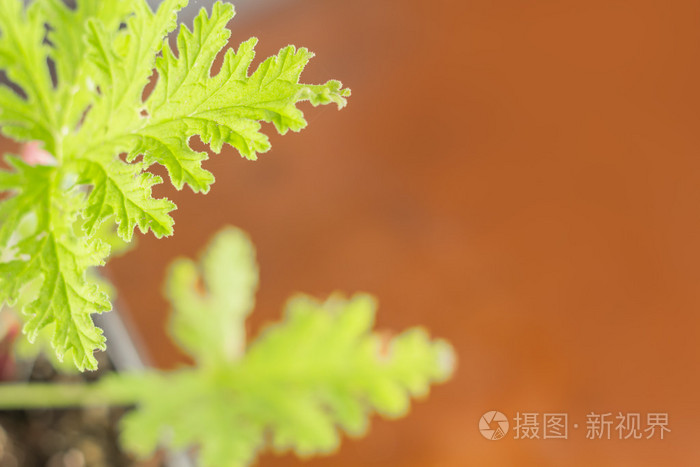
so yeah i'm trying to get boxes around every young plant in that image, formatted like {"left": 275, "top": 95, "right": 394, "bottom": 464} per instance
{"left": 0, "top": 0, "right": 349, "bottom": 370}
{"left": 0, "top": 227, "right": 455, "bottom": 466}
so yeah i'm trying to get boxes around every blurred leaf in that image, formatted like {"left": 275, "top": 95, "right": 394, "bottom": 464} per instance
{"left": 167, "top": 226, "right": 258, "bottom": 366}
{"left": 112, "top": 228, "right": 454, "bottom": 467}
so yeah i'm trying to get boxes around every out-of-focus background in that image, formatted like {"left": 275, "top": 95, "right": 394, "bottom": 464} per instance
{"left": 16, "top": 0, "right": 700, "bottom": 465}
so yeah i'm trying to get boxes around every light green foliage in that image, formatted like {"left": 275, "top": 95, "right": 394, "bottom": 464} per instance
{"left": 13, "top": 321, "right": 81, "bottom": 374}
{"left": 2, "top": 212, "right": 128, "bottom": 373}
{"left": 10, "top": 259, "right": 120, "bottom": 374}
{"left": 166, "top": 226, "right": 258, "bottom": 366}
{"left": 0, "top": 157, "right": 111, "bottom": 371}
{"left": 107, "top": 227, "right": 454, "bottom": 467}
{"left": 0, "top": 0, "right": 349, "bottom": 370}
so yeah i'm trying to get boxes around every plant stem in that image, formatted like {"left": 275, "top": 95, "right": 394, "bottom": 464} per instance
{"left": 0, "top": 381, "right": 140, "bottom": 410}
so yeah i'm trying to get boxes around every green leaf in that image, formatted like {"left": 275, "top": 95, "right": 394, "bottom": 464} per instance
{"left": 119, "top": 294, "right": 453, "bottom": 467}
{"left": 0, "top": 0, "right": 56, "bottom": 145}
{"left": 38, "top": 0, "right": 134, "bottom": 132}
{"left": 0, "top": 157, "right": 110, "bottom": 371}
{"left": 137, "top": 3, "right": 350, "bottom": 192}
{"left": 9, "top": 259, "right": 118, "bottom": 374}
{"left": 0, "top": 0, "right": 349, "bottom": 370}
{"left": 75, "top": 156, "right": 176, "bottom": 241}
{"left": 166, "top": 226, "right": 258, "bottom": 366}
{"left": 115, "top": 228, "right": 453, "bottom": 466}
{"left": 76, "top": 0, "right": 186, "bottom": 142}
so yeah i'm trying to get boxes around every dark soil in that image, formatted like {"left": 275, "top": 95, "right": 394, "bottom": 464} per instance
{"left": 0, "top": 353, "right": 160, "bottom": 467}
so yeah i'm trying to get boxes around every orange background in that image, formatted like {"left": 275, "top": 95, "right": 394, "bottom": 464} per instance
{"left": 104, "top": 0, "right": 700, "bottom": 465}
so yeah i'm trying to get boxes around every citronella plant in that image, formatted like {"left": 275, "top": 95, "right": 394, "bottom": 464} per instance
{"left": 0, "top": 0, "right": 349, "bottom": 370}
{"left": 0, "top": 227, "right": 455, "bottom": 466}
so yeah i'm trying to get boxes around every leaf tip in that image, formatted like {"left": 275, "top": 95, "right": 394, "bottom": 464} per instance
{"left": 434, "top": 338, "right": 457, "bottom": 381}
